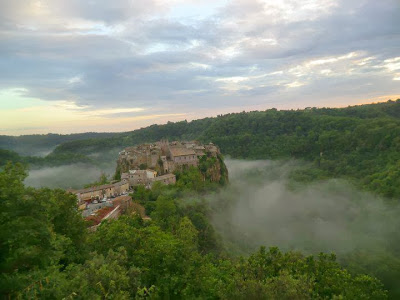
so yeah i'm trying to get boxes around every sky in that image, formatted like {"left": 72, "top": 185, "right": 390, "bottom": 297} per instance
{"left": 0, "top": 0, "right": 399, "bottom": 135}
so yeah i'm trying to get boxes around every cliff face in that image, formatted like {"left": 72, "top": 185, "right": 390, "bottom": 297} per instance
{"left": 198, "top": 153, "right": 229, "bottom": 185}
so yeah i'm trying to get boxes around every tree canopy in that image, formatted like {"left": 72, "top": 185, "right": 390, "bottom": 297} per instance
{"left": 0, "top": 163, "right": 390, "bottom": 299}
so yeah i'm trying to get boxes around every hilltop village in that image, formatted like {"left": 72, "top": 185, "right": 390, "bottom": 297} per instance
{"left": 69, "top": 140, "right": 225, "bottom": 228}
{"left": 117, "top": 140, "right": 220, "bottom": 187}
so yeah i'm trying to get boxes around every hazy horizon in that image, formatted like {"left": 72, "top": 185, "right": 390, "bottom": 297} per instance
{"left": 2, "top": 98, "right": 399, "bottom": 136}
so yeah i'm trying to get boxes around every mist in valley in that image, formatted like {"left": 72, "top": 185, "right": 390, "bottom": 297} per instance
{"left": 210, "top": 160, "right": 400, "bottom": 257}
{"left": 24, "top": 156, "right": 400, "bottom": 260}
{"left": 23, "top": 148, "right": 121, "bottom": 189}
{"left": 24, "top": 162, "right": 116, "bottom": 189}
{"left": 21, "top": 156, "right": 400, "bottom": 293}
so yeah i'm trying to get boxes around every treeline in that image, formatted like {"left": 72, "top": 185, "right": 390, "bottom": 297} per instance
{"left": 201, "top": 106, "right": 400, "bottom": 198}
{"left": 0, "top": 148, "right": 93, "bottom": 168}
{"left": 1, "top": 100, "right": 399, "bottom": 196}
{"left": 0, "top": 132, "right": 116, "bottom": 156}
{"left": 0, "top": 163, "right": 388, "bottom": 299}
{"left": 49, "top": 99, "right": 400, "bottom": 198}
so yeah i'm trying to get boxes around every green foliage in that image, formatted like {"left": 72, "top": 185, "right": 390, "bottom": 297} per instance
{"left": 0, "top": 163, "right": 389, "bottom": 299}
{"left": 151, "top": 195, "right": 179, "bottom": 231}
{"left": 0, "top": 148, "right": 93, "bottom": 168}
{"left": 341, "top": 250, "right": 400, "bottom": 299}
{"left": 5, "top": 100, "right": 398, "bottom": 197}
{"left": 220, "top": 247, "right": 387, "bottom": 300}
{"left": 182, "top": 202, "right": 222, "bottom": 255}
{"left": 0, "top": 132, "right": 116, "bottom": 156}
{"left": 28, "top": 99, "right": 400, "bottom": 198}
{"left": 2, "top": 100, "right": 400, "bottom": 298}
{"left": 139, "top": 163, "right": 148, "bottom": 170}
{"left": 18, "top": 248, "right": 141, "bottom": 299}
{"left": 0, "top": 163, "right": 87, "bottom": 297}
{"left": 0, "top": 149, "right": 24, "bottom": 167}
{"left": 175, "top": 166, "right": 205, "bottom": 192}
{"left": 113, "top": 164, "right": 121, "bottom": 181}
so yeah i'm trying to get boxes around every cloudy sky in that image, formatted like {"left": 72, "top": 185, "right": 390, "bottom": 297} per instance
{"left": 0, "top": 0, "right": 399, "bottom": 135}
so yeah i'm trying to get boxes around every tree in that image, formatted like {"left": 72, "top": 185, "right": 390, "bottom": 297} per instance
{"left": 0, "top": 164, "right": 55, "bottom": 296}
{"left": 151, "top": 195, "right": 179, "bottom": 231}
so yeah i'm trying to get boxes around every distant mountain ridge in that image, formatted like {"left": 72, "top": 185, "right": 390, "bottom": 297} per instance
{"left": 1, "top": 100, "right": 399, "bottom": 198}
{"left": 2, "top": 100, "right": 399, "bottom": 156}
{"left": 0, "top": 132, "right": 117, "bottom": 156}
{"left": 50, "top": 99, "right": 400, "bottom": 157}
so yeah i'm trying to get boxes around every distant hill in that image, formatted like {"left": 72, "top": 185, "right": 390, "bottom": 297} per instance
{"left": 0, "top": 132, "right": 118, "bottom": 156}
{"left": 51, "top": 99, "right": 400, "bottom": 157}
{"left": 308, "top": 99, "right": 400, "bottom": 119}
{"left": 50, "top": 99, "right": 400, "bottom": 198}
{"left": 2, "top": 99, "right": 399, "bottom": 198}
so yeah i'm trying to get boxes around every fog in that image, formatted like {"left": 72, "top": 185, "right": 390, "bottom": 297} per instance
{"left": 24, "top": 157, "right": 399, "bottom": 258}
{"left": 24, "top": 163, "right": 116, "bottom": 189}
{"left": 8, "top": 145, "right": 56, "bottom": 157}
{"left": 210, "top": 159, "right": 399, "bottom": 255}
{"left": 24, "top": 148, "right": 120, "bottom": 189}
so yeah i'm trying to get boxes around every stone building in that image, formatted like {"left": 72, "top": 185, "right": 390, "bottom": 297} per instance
{"left": 113, "top": 181, "right": 129, "bottom": 196}
{"left": 118, "top": 144, "right": 162, "bottom": 171}
{"left": 204, "top": 142, "right": 219, "bottom": 157}
{"left": 73, "top": 180, "right": 129, "bottom": 204}
{"left": 121, "top": 169, "right": 176, "bottom": 189}
{"left": 167, "top": 147, "right": 198, "bottom": 171}
{"left": 124, "top": 169, "right": 157, "bottom": 188}
{"left": 117, "top": 140, "right": 222, "bottom": 179}
{"left": 151, "top": 173, "right": 176, "bottom": 187}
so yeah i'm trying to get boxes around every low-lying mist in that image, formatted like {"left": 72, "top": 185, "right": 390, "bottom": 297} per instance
{"left": 24, "top": 148, "right": 120, "bottom": 189}
{"left": 24, "top": 163, "right": 116, "bottom": 189}
{"left": 210, "top": 159, "right": 400, "bottom": 256}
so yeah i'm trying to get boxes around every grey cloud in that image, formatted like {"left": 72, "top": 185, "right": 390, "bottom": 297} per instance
{"left": 0, "top": 0, "right": 165, "bottom": 27}
{"left": 205, "top": 0, "right": 399, "bottom": 64}
{"left": 0, "top": 0, "right": 399, "bottom": 117}
{"left": 49, "top": 0, "right": 156, "bottom": 23}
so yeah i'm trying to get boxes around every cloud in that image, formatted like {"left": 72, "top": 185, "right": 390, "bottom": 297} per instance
{"left": 0, "top": 0, "right": 399, "bottom": 134}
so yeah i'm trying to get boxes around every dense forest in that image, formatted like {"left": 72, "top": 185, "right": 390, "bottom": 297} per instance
{"left": 2, "top": 100, "right": 398, "bottom": 198}
{"left": 0, "top": 132, "right": 116, "bottom": 157}
{"left": 0, "top": 163, "right": 389, "bottom": 299}
{"left": 1, "top": 100, "right": 400, "bottom": 298}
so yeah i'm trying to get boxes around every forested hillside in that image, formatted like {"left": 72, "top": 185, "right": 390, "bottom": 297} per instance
{"left": 0, "top": 163, "right": 388, "bottom": 299}
{"left": 2, "top": 100, "right": 400, "bottom": 298}
{"left": 44, "top": 99, "right": 400, "bottom": 198}
{"left": 0, "top": 132, "right": 116, "bottom": 156}
{"left": 2, "top": 101, "right": 399, "bottom": 196}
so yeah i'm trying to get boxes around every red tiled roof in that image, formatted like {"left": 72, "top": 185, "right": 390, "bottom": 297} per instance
{"left": 85, "top": 206, "right": 114, "bottom": 226}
